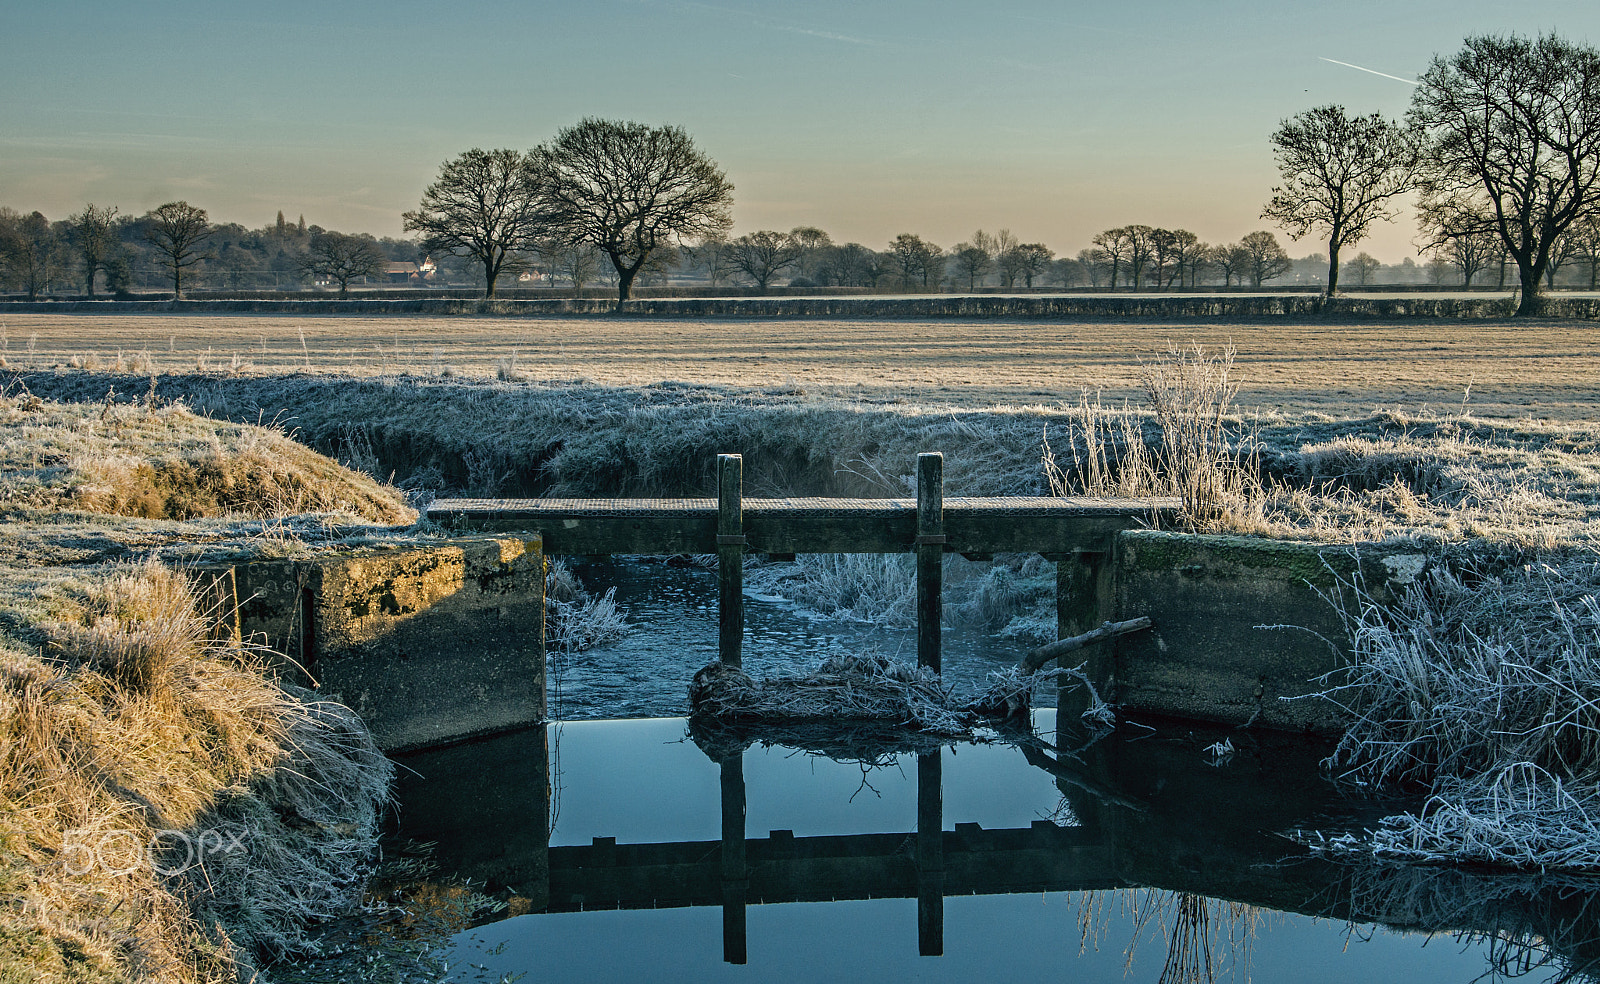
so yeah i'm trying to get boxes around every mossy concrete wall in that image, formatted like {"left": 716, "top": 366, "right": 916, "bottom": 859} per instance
{"left": 197, "top": 536, "right": 545, "bottom": 753}
{"left": 1087, "top": 530, "right": 1428, "bottom": 733}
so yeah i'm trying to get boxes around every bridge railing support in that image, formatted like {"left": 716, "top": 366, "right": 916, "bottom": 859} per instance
{"left": 717, "top": 454, "right": 745, "bottom": 668}
{"left": 916, "top": 452, "right": 944, "bottom": 672}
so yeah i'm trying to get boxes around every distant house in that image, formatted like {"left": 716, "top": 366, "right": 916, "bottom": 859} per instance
{"left": 386, "top": 256, "right": 437, "bottom": 285}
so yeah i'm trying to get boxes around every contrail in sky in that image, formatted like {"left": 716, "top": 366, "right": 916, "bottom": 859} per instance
{"left": 1319, "top": 57, "right": 1418, "bottom": 86}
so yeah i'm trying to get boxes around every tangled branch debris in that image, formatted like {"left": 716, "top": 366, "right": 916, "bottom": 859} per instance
{"left": 688, "top": 653, "right": 1112, "bottom": 740}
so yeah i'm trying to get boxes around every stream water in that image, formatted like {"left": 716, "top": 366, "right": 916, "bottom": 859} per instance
{"left": 549, "top": 557, "right": 1032, "bottom": 719}
{"left": 383, "top": 558, "right": 1600, "bottom": 982}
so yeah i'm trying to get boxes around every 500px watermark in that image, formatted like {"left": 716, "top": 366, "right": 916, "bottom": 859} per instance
{"left": 61, "top": 828, "right": 248, "bottom": 877}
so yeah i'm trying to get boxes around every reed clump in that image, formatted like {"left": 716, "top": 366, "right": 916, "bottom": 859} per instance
{"left": 1296, "top": 556, "right": 1600, "bottom": 872}
{"left": 1043, "top": 344, "right": 1264, "bottom": 533}
{"left": 0, "top": 559, "right": 392, "bottom": 983}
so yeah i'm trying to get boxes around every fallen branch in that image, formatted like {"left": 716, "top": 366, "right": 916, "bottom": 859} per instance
{"left": 1020, "top": 617, "right": 1153, "bottom": 673}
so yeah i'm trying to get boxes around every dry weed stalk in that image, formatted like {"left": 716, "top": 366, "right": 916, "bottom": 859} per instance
{"left": 1044, "top": 345, "right": 1263, "bottom": 532}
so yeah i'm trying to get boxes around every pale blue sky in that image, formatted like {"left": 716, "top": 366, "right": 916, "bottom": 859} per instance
{"left": 4, "top": 0, "right": 1596, "bottom": 261}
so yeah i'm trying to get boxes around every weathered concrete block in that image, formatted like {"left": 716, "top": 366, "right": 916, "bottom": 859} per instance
{"left": 312, "top": 538, "right": 546, "bottom": 753}
{"left": 197, "top": 536, "right": 545, "bottom": 752}
{"left": 1099, "top": 531, "right": 1428, "bottom": 733}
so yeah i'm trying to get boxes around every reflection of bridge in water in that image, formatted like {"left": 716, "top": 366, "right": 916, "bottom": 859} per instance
{"left": 393, "top": 715, "right": 1600, "bottom": 978}
{"left": 553, "top": 751, "right": 1115, "bottom": 961}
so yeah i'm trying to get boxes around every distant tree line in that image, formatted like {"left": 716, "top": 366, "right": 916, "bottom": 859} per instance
{"left": 10, "top": 194, "right": 1597, "bottom": 302}
{"left": 0, "top": 203, "right": 434, "bottom": 299}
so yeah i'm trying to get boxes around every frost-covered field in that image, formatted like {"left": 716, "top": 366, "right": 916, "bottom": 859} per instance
{"left": 3, "top": 312, "right": 1598, "bottom": 420}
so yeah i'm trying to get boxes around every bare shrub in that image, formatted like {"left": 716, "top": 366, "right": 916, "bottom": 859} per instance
{"left": 545, "top": 560, "right": 630, "bottom": 656}
{"left": 550, "top": 588, "right": 629, "bottom": 653}
{"left": 495, "top": 349, "right": 524, "bottom": 382}
{"left": 337, "top": 425, "right": 381, "bottom": 480}
{"left": 461, "top": 446, "right": 508, "bottom": 497}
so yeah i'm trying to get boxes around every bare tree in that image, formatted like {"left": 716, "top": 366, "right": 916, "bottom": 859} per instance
{"left": 890, "top": 233, "right": 942, "bottom": 290}
{"left": 1431, "top": 224, "right": 1500, "bottom": 286}
{"left": 1208, "top": 243, "right": 1250, "bottom": 287}
{"left": 787, "top": 226, "right": 832, "bottom": 283}
{"left": 68, "top": 203, "right": 119, "bottom": 296}
{"left": 1570, "top": 216, "right": 1600, "bottom": 289}
{"left": 1014, "top": 243, "right": 1054, "bottom": 287}
{"left": 952, "top": 241, "right": 993, "bottom": 289}
{"left": 404, "top": 148, "right": 545, "bottom": 299}
{"left": 300, "top": 231, "right": 387, "bottom": 294}
{"left": 0, "top": 209, "right": 67, "bottom": 299}
{"left": 541, "top": 241, "right": 604, "bottom": 294}
{"left": 1410, "top": 33, "right": 1600, "bottom": 315}
{"left": 1544, "top": 232, "right": 1578, "bottom": 289}
{"left": 1051, "top": 256, "right": 1087, "bottom": 286}
{"left": 1124, "top": 225, "right": 1158, "bottom": 288}
{"left": 1077, "top": 247, "right": 1111, "bottom": 287}
{"left": 818, "top": 242, "right": 875, "bottom": 287}
{"left": 1239, "top": 231, "right": 1292, "bottom": 286}
{"left": 685, "top": 233, "right": 735, "bottom": 287}
{"left": 729, "top": 230, "right": 799, "bottom": 291}
{"left": 1091, "top": 228, "right": 1130, "bottom": 287}
{"left": 1262, "top": 105, "right": 1416, "bottom": 296}
{"left": 144, "top": 201, "right": 212, "bottom": 299}
{"left": 989, "top": 229, "right": 1020, "bottom": 285}
{"left": 535, "top": 118, "right": 733, "bottom": 309}
{"left": 1150, "top": 229, "right": 1201, "bottom": 288}
{"left": 1345, "top": 252, "right": 1381, "bottom": 285}
{"left": 1177, "top": 235, "right": 1210, "bottom": 287}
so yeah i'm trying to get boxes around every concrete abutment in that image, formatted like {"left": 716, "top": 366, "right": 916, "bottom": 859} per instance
{"left": 195, "top": 536, "right": 546, "bottom": 753}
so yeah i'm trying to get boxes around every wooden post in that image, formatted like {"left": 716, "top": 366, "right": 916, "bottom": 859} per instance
{"left": 916, "top": 751, "right": 944, "bottom": 957}
{"left": 720, "top": 755, "right": 747, "bottom": 964}
{"left": 1056, "top": 548, "right": 1111, "bottom": 718}
{"left": 1058, "top": 549, "right": 1113, "bottom": 638}
{"left": 916, "top": 453, "right": 944, "bottom": 673}
{"left": 717, "top": 454, "right": 744, "bottom": 668}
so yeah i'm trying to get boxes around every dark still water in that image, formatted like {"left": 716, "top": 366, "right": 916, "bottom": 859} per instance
{"left": 390, "top": 712, "right": 1600, "bottom": 983}
{"left": 550, "top": 556, "right": 1033, "bottom": 719}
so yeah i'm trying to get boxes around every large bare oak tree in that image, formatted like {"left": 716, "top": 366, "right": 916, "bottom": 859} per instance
{"left": 535, "top": 119, "right": 733, "bottom": 309}
{"left": 300, "top": 231, "right": 388, "bottom": 295}
{"left": 1410, "top": 33, "right": 1600, "bottom": 315}
{"left": 728, "top": 230, "right": 800, "bottom": 291}
{"left": 144, "top": 201, "right": 212, "bottom": 299}
{"left": 403, "top": 148, "right": 545, "bottom": 299}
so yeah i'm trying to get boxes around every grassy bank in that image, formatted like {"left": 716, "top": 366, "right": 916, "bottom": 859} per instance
{"left": 0, "top": 395, "right": 417, "bottom": 981}
{"left": 16, "top": 367, "right": 1598, "bottom": 551}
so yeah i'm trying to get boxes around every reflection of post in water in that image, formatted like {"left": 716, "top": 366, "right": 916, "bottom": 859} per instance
{"left": 721, "top": 752, "right": 747, "bottom": 965}
{"left": 917, "top": 751, "right": 944, "bottom": 957}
